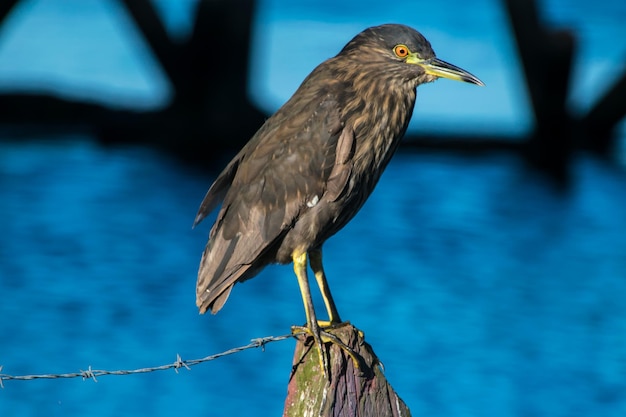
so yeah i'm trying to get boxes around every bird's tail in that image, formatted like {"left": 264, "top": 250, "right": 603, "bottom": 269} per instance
{"left": 195, "top": 233, "right": 255, "bottom": 314}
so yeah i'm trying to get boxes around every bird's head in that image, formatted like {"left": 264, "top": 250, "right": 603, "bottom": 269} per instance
{"left": 339, "top": 24, "right": 484, "bottom": 87}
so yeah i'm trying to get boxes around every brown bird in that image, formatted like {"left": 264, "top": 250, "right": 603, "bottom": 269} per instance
{"left": 193, "top": 23, "right": 483, "bottom": 374}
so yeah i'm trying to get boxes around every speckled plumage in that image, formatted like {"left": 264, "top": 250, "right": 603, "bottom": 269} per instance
{"left": 193, "top": 24, "right": 482, "bottom": 315}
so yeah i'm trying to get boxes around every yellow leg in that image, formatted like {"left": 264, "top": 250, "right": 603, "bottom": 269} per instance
{"left": 309, "top": 249, "right": 342, "bottom": 325}
{"left": 292, "top": 251, "right": 329, "bottom": 377}
{"left": 309, "top": 249, "right": 361, "bottom": 371}
{"left": 292, "top": 250, "right": 362, "bottom": 377}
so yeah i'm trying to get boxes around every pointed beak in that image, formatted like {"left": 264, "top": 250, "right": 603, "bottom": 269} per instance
{"left": 408, "top": 55, "right": 485, "bottom": 86}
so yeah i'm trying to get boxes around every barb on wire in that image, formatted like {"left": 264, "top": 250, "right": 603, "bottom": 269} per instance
{"left": 0, "top": 333, "right": 298, "bottom": 387}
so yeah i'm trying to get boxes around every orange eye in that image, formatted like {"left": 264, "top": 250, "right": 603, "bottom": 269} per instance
{"left": 393, "top": 45, "right": 410, "bottom": 58}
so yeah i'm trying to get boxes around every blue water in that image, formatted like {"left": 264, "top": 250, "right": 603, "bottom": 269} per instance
{"left": 1, "top": 1, "right": 626, "bottom": 416}
{"left": 2, "top": 138, "right": 626, "bottom": 416}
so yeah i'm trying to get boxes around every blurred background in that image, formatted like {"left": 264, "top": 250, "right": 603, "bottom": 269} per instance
{"left": 1, "top": 0, "right": 625, "bottom": 416}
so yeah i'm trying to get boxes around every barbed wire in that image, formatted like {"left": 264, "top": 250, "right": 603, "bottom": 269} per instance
{"left": 0, "top": 333, "right": 299, "bottom": 388}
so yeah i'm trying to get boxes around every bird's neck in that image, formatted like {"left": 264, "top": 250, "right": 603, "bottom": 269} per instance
{"left": 346, "top": 72, "right": 417, "bottom": 185}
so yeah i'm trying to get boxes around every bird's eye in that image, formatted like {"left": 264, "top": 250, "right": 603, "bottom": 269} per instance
{"left": 393, "top": 45, "right": 410, "bottom": 58}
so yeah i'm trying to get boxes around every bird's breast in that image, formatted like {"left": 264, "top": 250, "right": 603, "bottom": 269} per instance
{"left": 349, "top": 87, "right": 416, "bottom": 186}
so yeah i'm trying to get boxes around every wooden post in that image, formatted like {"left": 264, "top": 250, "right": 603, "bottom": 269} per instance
{"left": 283, "top": 323, "right": 412, "bottom": 417}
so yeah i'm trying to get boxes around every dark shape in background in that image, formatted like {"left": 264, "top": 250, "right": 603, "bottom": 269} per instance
{"left": 1, "top": 1, "right": 625, "bottom": 415}
{"left": 0, "top": 0, "right": 624, "bottom": 182}
{"left": 0, "top": 0, "right": 266, "bottom": 163}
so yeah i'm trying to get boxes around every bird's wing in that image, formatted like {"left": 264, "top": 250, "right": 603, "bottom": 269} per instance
{"left": 193, "top": 155, "right": 242, "bottom": 227}
{"left": 196, "top": 96, "right": 353, "bottom": 314}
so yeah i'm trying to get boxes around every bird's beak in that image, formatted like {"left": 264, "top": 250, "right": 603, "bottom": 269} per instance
{"left": 408, "top": 55, "right": 485, "bottom": 86}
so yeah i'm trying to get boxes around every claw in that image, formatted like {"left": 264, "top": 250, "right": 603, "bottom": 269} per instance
{"left": 292, "top": 321, "right": 362, "bottom": 378}
{"left": 292, "top": 322, "right": 330, "bottom": 378}
{"left": 291, "top": 251, "right": 361, "bottom": 379}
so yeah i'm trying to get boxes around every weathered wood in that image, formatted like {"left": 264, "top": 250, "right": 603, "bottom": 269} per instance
{"left": 283, "top": 323, "right": 411, "bottom": 417}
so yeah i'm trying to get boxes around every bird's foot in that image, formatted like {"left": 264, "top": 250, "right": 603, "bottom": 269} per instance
{"left": 291, "top": 320, "right": 362, "bottom": 379}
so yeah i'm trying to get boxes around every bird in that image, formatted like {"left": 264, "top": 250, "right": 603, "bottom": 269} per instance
{"left": 193, "top": 23, "right": 483, "bottom": 375}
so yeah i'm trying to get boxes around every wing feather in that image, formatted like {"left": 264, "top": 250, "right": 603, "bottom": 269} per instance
{"left": 193, "top": 155, "right": 241, "bottom": 228}
{"left": 195, "top": 95, "right": 350, "bottom": 314}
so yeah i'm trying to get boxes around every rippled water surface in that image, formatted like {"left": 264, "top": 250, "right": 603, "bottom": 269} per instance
{"left": 1, "top": 0, "right": 625, "bottom": 415}
{"left": 1, "top": 138, "right": 625, "bottom": 416}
